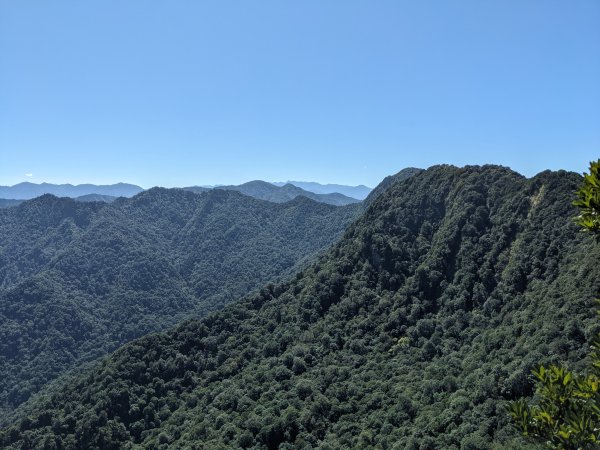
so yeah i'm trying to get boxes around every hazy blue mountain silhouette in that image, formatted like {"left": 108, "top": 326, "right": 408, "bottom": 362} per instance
{"left": 0, "top": 182, "right": 143, "bottom": 200}
{"left": 272, "top": 180, "right": 372, "bottom": 200}
{"left": 184, "top": 180, "right": 360, "bottom": 206}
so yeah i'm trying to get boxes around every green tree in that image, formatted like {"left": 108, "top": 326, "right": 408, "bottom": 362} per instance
{"left": 574, "top": 160, "right": 600, "bottom": 236}
{"left": 509, "top": 160, "right": 600, "bottom": 449}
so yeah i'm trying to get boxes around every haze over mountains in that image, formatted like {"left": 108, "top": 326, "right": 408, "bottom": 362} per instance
{"left": 0, "top": 182, "right": 144, "bottom": 200}
{"left": 0, "top": 181, "right": 369, "bottom": 207}
{"left": 1, "top": 165, "right": 597, "bottom": 449}
{"left": 184, "top": 181, "right": 360, "bottom": 206}
{"left": 272, "top": 181, "right": 372, "bottom": 200}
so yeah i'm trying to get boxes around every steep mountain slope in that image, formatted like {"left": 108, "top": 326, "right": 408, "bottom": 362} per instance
{"left": 185, "top": 181, "right": 361, "bottom": 206}
{"left": 0, "top": 182, "right": 143, "bottom": 199}
{"left": 2, "top": 165, "right": 597, "bottom": 449}
{"left": 0, "top": 189, "right": 359, "bottom": 417}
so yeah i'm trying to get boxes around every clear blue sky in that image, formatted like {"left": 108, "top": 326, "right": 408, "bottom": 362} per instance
{"left": 1, "top": 1, "right": 598, "bottom": 188}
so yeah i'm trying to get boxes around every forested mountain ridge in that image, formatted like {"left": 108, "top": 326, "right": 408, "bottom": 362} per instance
{"left": 2, "top": 165, "right": 597, "bottom": 449}
{"left": 363, "top": 167, "right": 423, "bottom": 206}
{"left": 0, "top": 188, "right": 359, "bottom": 418}
{"left": 0, "top": 194, "right": 118, "bottom": 210}
{"left": 0, "top": 195, "right": 106, "bottom": 288}
{"left": 71, "top": 194, "right": 117, "bottom": 203}
{"left": 1, "top": 179, "right": 364, "bottom": 207}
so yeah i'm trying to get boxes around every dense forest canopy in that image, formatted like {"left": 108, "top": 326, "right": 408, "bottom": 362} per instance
{"left": 0, "top": 188, "right": 360, "bottom": 418}
{"left": 2, "top": 165, "right": 597, "bottom": 449}
{"left": 510, "top": 159, "right": 600, "bottom": 448}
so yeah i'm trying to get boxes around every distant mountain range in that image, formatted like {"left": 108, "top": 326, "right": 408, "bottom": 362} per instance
{"left": 0, "top": 194, "right": 119, "bottom": 208}
{"left": 0, "top": 181, "right": 369, "bottom": 206}
{"left": 0, "top": 182, "right": 143, "bottom": 200}
{"left": 273, "top": 180, "right": 372, "bottom": 200}
{"left": 184, "top": 181, "right": 361, "bottom": 206}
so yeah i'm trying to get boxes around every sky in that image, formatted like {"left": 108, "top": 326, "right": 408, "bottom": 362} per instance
{"left": 1, "top": 1, "right": 599, "bottom": 188}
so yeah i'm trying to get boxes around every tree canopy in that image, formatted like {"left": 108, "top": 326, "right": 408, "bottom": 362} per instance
{"left": 0, "top": 188, "right": 359, "bottom": 418}
{"left": 509, "top": 160, "right": 600, "bottom": 449}
{"left": 1, "top": 165, "right": 597, "bottom": 449}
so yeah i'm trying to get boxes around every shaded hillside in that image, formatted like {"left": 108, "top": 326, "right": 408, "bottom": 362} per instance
{"left": 0, "top": 182, "right": 143, "bottom": 200}
{"left": 3, "top": 165, "right": 598, "bottom": 449}
{"left": 190, "top": 181, "right": 361, "bottom": 206}
{"left": 0, "top": 189, "right": 359, "bottom": 417}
